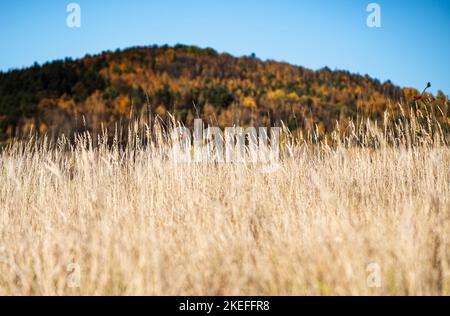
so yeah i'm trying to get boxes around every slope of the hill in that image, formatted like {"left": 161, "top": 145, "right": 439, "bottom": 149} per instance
{"left": 0, "top": 44, "right": 445, "bottom": 140}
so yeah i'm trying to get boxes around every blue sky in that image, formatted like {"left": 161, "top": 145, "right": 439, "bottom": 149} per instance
{"left": 0, "top": 0, "right": 449, "bottom": 94}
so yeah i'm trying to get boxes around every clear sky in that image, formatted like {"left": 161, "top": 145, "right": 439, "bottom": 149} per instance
{"left": 0, "top": 0, "right": 449, "bottom": 94}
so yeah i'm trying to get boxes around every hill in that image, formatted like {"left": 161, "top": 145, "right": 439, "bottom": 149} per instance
{"left": 0, "top": 44, "right": 447, "bottom": 140}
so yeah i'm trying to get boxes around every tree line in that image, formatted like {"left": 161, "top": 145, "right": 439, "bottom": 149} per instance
{"left": 0, "top": 44, "right": 447, "bottom": 141}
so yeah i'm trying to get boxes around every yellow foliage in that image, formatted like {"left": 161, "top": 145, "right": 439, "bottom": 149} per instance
{"left": 242, "top": 96, "right": 257, "bottom": 108}
{"left": 403, "top": 87, "right": 420, "bottom": 99}
{"left": 268, "top": 89, "right": 286, "bottom": 100}
{"left": 287, "top": 92, "right": 300, "bottom": 101}
{"left": 117, "top": 95, "right": 129, "bottom": 114}
{"left": 58, "top": 98, "right": 76, "bottom": 111}
{"left": 155, "top": 105, "right": 166, "bottom": 117}
{"left": 39, "top": 122, "right": 48, "bottom": 134}
{"left": 267, "top": 89, "right": 299, "bottom": 102}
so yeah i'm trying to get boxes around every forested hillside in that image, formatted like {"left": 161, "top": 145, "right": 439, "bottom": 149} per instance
{"left": 0, "top": 44, "right": 447, "bottom": 140}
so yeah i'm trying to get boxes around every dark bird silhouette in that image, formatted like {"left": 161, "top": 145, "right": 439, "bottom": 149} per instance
{"left": 413, "top": 82, "right": 431, "bottom": 101}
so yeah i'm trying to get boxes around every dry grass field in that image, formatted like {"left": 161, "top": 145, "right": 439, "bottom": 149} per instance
{"left": 0, "top": 108, "right": 449, "bottom": 295}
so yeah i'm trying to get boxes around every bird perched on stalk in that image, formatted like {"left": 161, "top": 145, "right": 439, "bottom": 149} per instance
{"left": 413, "top": 82, "right": 431, "bottom": 101}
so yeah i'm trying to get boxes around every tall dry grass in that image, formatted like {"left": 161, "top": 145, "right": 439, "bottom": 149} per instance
{"left": 0, "top": 105, "right": 449, "bottom": 295}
